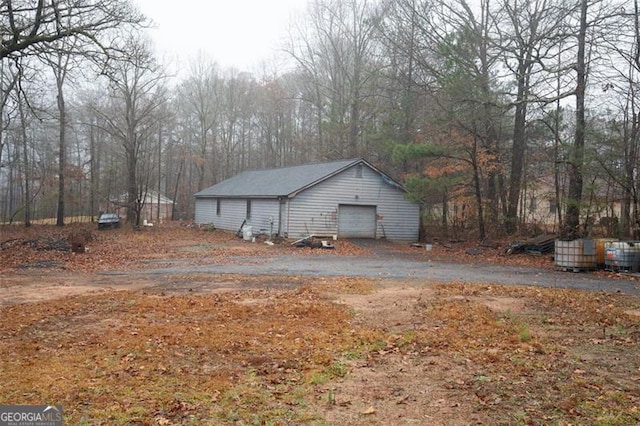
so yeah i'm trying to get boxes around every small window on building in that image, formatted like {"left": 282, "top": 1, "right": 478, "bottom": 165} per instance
{"left": 246, "top": 199, "right": 252, "bottom": 219}
{"left": 216, "top": 198, "right": 221, "bottom": 216}
{"left": 549, "top": 201, "right": 557, "bottom": 215}
{"left": 356, "top": 164, "right": 363, "bottom": 178}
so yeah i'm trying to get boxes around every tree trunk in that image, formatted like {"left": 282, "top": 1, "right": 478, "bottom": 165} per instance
{"left": 157, "top": 126, "right": 162, "bottom": 222}
{"left": 127, "top": 149, "right": 138, "bottom": 225}
{"left": 18, "top": 96, "right": 31, "bottom": 227}
{"left": 622, "top": 0, "right": 640, "bottom": 237}
{"left": 563, "top": 0, "right": 588, "bottom": 239}
{"left": 172, "top": 156, "right": 184, "bottom": 221}
{"left": 506, "top": 64, "right": 529, "bottom": 234}
{"left": 621, "top": 101, "right": 638, "bottom": 237}
{"left": 441, "top": 191, "right": 448, "bottom": 236}
{"left": 56, "top": 78, "right": 66, "bottom": 226}
{"left": 126, "top": 116, "right": 138, "bottom": 225}
{"left": 553, "top": 111, "right": 563, "bottom": 235}
{"left": 89, "top": 121, "right": 96, "bottom": 222}
{"left": 472, "top": 137, "right": 486, "bottom": 240}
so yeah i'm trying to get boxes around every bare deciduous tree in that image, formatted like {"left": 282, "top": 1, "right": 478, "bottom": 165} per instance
{"left": 497, "top": 0, "right": 577, "bottom": 234}
{"left": 97, "top": 39, "right": 167, "bottom": 226}
{"left": 287, "top": 0, "right": 383, "bottom": 159}
{"left": 176, "top": 54, "right": 221, "bottom": 189}
{"left": 0, "top": 0, "right": 144, "bottom": 61}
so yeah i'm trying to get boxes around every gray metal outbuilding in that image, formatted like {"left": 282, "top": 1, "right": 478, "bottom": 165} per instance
{"left": 194, "top": 158, "right": 420, "bottom": 241}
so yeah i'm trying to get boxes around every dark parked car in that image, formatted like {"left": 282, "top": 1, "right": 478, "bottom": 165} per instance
{"left": 98, "top": 213, "right": 120, "bottom": 229}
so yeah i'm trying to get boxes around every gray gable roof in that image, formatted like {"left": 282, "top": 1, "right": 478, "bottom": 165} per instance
{"left": 195, "top": 158, "right": 396, "bottom": 198}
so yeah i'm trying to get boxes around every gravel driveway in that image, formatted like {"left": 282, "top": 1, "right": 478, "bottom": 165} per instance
{"left": 138, "top": 251, "right": 640, "bottom": 296}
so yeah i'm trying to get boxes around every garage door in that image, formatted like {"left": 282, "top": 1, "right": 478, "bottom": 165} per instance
{"left": 338, "top": 205, "right": 376, "bottom": 238}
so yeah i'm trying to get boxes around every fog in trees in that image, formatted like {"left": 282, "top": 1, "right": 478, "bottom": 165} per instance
{"left": 0, "top": 0, "right": 637, "bottom": 240}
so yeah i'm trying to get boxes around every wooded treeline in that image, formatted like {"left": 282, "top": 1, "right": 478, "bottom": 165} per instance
{"left": 1, "top": 0, "right": 639, "bottom": 239}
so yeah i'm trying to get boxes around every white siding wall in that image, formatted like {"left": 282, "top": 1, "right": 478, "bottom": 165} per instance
{"left": 378, "top": 193, "right": 420, "bottom": 240}
{"left": 194, "top": 198, "right": 216, "bottom": 224}
{"left": 195, "top": 197, "right": 280, "bottom": 236}
{"left": 287, "top": 165, "right": 419, "bottom": 240}
{"left": 279, "top": 199, "right": 289, "bottom": 237}
{"left": 215, "top": 198, "right": 246, "bottom": 232}
{"left": 248, "top": 199, "right": 280, "bottom": 235}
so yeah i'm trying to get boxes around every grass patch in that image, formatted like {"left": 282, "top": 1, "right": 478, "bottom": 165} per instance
{"left": 0, "top": 287, "right": 355, "bottom": 424}
{"left": 306, "top": 361, "right": 348, "bottom": 386}
{"left": 518, "top": 323, "right": 532, "bottom": 342}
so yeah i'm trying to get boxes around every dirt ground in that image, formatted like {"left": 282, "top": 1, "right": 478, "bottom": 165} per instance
{"left": 1, "top": 223, "right": 640, "bottom": 425}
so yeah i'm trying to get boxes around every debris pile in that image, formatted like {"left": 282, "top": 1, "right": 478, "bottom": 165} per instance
{"left": 505, "top": 234, "right": 556, "bottom": 255}
{"left": 292, "top": 237, "right": 335, "bottom": 249}
{"left": 0, "top": 236, "right": 72, "bottom": 252}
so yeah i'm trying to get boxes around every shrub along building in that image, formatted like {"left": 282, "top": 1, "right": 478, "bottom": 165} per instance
{"left": 194, "top": 158, "right": 420, "bottom": 241}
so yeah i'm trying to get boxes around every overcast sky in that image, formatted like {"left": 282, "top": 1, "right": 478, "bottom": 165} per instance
{"left": 133, "top": 0, "right": 307, "bottom": 73}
